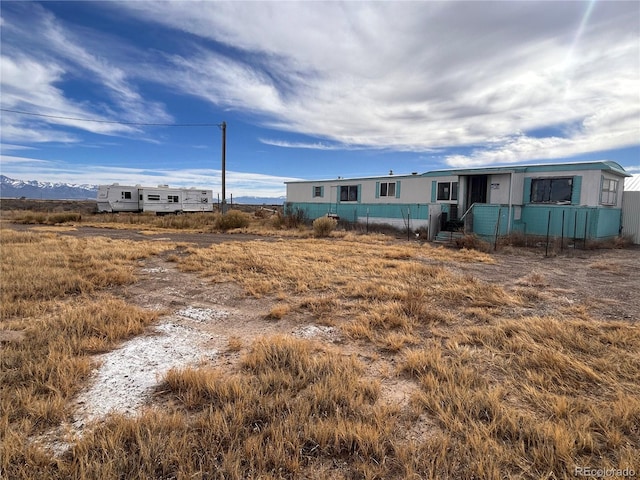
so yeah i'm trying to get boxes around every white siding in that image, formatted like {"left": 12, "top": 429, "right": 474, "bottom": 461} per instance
{"left": 511, "top": 173, "right": 525, "bottom": 206}
{"left": 487, "top": 174, "right": 511, "bottom": 204}
{"left": 287, "top": 175, "right": 431, "bottom": 204}
{"left": 622, "top": 191, "right": 640, "bottom": 244}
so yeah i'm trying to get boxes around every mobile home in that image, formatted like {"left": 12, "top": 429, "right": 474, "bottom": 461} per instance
{"left": 97, "top": 184, "right": 213, "bottom": 214}
{"left": 285, "top": 161, "right": 630, "bottom": 241}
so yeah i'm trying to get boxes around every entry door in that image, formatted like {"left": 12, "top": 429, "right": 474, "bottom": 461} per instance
{"left": 468, "top": 175, "right": 488, "bottom": 205}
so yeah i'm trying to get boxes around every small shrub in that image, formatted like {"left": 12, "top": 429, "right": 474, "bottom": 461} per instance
{"left": 214, "top": 210, "right": 251, "bottom": 231}
{"left": 48, "top": 212, "right": 82, "bottom": 224}
{"left": 12, "top": 212, "right": 47, "bottom": 224}
{"left": 500, "top": 231, "right": 527, "bottom": 247}
{"left": 282, "top": 203, "right": 307, "bottom": 228}
{"left": 415, "top": 226, "right": 429, "bottom": 240}
{"left": 454, "top": 234, "right": 491, "bottom": 252}
{"left": 227, "top": 336, "right": 243, "bottom": 352}
{"left": 313, "top": 216, "right": 337, "bottom": 238}
{"left": 586, "top": 235, "right": 634, "bottom": 250}
{"left": 266, "top": 303, "right": 291, "bottom": 320}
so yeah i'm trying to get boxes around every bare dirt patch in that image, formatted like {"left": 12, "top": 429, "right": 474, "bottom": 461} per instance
{"left": 447, "top": 247, "right": 640, "bottom": 322}
{"left": 68, "top": 250, "right": 343, "bottom": 430}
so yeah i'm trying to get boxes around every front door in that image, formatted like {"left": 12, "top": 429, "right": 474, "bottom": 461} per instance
{"left": 467, "top": 175, "right": 488, "bottom": 206}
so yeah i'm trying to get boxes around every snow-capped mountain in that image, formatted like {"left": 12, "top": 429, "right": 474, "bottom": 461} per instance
{"left": 232, "top": 195, "right": 286, "bottom": 205}
{"left": 0, "top": 175, "right": 98, "bottom": 200}
{"left": 0, "top": 175, "right": 286, "bottom": 204}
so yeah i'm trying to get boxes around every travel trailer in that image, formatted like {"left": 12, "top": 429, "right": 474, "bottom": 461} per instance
{"left": 97, "top": 184, "right": 213, "bottom": 214}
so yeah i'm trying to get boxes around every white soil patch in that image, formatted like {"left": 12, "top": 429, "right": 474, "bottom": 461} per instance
{"left": 292, "top": 324, "right": 336, "bottom": 339}
{"left": 67, "top": 255, "right": 343, "bottom": 429}
{"left": 176, "top": 306, "right": 230, "bottom": 323}
{"left": 34, "top": 252, "right": 344, "bottom": 455}
{"left": 72, "top": 321, "right": 218, "bottom": 427}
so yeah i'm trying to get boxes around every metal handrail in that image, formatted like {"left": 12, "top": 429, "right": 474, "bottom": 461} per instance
{"left": 459, "top": 202, "right": 477, "bottom": 222}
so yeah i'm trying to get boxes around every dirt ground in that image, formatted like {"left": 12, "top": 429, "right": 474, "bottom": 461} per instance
{"left": 5, "top": 224, "right": 639, "bottom": 450}
{"left": 18, "top": 223, "right": 638, "bottom": 323}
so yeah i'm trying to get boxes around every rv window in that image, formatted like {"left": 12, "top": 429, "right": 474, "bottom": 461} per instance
{"left": 121, "top": 191, "right": 132, "bottom": 200}
{"left": 600, "top": 178, "right": 618, "bottom": 205}
{"left": 147, "top": 194, "right": 161, "bottom": 201}
{"left": 340, "top": 185, "right": 359, "bottom": 202}
{"left": 313, "top": 186, "right": 323, "bottom": 197}
{"left": 168, "top": 195, "right": 179, "bottom": 203}
{"left": 530, "top": 178, "right": 572, "bottom": 203}
{"left": 380, "top": 182, "right": 396, "bottom": 197}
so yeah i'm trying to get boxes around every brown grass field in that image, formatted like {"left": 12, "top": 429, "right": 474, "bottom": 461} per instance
{"left": 1, "top": 202, "right": 639, "bottom": 479}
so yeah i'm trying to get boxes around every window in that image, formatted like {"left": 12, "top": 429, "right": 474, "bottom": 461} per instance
{"left": 147, "top": 194, "right": 160, "bottom": 201}
{"left": 600, "top": 178, "right": 618, "bottom": 205}
{"left": 121, "top": 191, "right": 132, "bottom": 200}
{"left": 340, "top": 185, "right": 359, "bottom": 202}
{"left": 168, "top": 195, "right": 180, "bottom": 203}
{"left": 380, "top": 182, "right": 396, "bottom": 197}
{"left": 437, "top": 182, "right": 458, "bottom": 201}
{"left": 313, "top": 186, "right": 323, "bottom": 198}
{"left": 530, "top": 178, "right": 572, "bottom": 203}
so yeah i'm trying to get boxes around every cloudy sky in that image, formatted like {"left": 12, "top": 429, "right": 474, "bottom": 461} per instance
{"left": 1, "top": 1, "right": 638, "bottom": 197}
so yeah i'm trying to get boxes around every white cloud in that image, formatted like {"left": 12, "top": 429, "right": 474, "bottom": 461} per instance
{"left": 0, "top": 4, "right": 171, "bottom": 143}
{"left": 259, "top": 138, "right": 358, "bottom": 151}
{"left": 0, "top": 143, "right": 36, "bottom": 151}
{"left": 1, "top": 0, "right": 638, "bottom": 172}
{"left": 0, "top": 155, "right": 296, "bottom": 197}
{"left": 120, "top": 0, "right": 639, "bottom": 164}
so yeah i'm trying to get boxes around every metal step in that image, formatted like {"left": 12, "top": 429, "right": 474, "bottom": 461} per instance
{"left": 433, "top": 231, "right": 464, "bottom": 243}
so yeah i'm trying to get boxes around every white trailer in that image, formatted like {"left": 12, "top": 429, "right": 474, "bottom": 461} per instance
{"left": 97, "top": 184, "right": 213, "bottom": 214}
{"left": 97, "top": 184, "right": 142, "bottom": 213}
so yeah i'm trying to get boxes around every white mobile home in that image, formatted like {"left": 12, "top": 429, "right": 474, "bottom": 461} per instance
{"left": 97, "top": 184, "right": 213, "bottom": 214}
{"left": 285, "top": 161, "right": 630, "bottom": 241}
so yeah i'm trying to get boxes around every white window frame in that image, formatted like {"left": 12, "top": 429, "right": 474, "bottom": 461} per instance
{"left": 339, "top": 185, "right": 359, "bottom": 202}
{"left": 379, "top": 182, "right": 396, "bottom": 197}
{"left": 437, "top": 181, "right": 458, "bottom": 201}
{"left": 600, "top": 178, "right": 618, "bottom": 206}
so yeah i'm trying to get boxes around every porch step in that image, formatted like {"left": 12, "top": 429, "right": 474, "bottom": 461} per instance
{"left": 433, "top": 231, "right": 465, "bottom": 244}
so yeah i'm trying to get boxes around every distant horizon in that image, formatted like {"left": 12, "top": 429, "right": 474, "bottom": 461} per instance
{"left": 0, "top": 174, "right": 286, "bottom": 203}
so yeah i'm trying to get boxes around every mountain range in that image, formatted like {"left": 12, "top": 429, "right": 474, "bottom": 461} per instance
{"left": 0, "top": 175, "right": 285, "bottom": 205}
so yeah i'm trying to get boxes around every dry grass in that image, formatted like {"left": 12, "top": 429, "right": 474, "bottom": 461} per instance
{"left": 400, "top": 316, "right": 640, "bottom": 477}
{"left": 2, "top": 225, "right": 638, "bottom": 479}
{"left": 170, "top": 236, "right": 639, "bottom": 478}
{"left": 0, "top": 229, "right": 173, "bottom": 477}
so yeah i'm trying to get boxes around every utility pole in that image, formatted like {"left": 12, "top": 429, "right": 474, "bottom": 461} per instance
{"left": 219, "top": 121, "right": 227, "bottom": 214}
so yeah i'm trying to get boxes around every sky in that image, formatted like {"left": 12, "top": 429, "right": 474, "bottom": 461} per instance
{"left": 1, "top": 0, "right": 639, "bottom": 198}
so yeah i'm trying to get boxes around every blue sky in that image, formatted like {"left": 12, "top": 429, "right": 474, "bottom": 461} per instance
{"left": 1, "top": 1, "right": 639, "bottom": 198}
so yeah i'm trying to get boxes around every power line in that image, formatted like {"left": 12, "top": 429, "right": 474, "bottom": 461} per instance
{"left": 0, "top": 108, "right": 220, "bottom": 127}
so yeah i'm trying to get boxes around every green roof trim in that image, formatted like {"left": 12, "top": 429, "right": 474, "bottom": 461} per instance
{"left": 284, "top": 161, "right": 630, "bottom": 184}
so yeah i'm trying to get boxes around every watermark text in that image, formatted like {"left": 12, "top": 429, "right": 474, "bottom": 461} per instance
{"left": 574, "top": 467, "right": 636, "bottom": 478}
